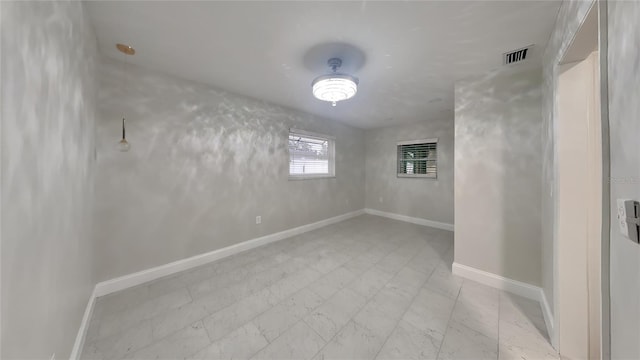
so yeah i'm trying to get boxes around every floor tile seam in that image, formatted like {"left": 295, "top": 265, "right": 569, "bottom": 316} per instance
{"left": 452, "top": 287, "right": 502, "bottom": 340}
{"left": 95, "top": 253, "right": 294, "bottom": 343}
{"left": 177, "top": 319, "right": 221, "bottom": 360}
{"left": 284, "top": 237, "right": 340, "bottom": 257}
{"left": 191, "top": 319, "right": 268, "bottom": 360}
{"left": 251, "top": 257, "right": 361, "bottom": 337}
{"left": 341, "top": 236, "right": 393, "bottom": 270}
{"left": 374, "top": 250, "right": 424, "bottom": 278}
{"left": 208, "top": 233, "right": 332, "bottom": 279}
{"left": 434, "top": 277, "right": 464, "bottom": 360}
{"left": 301, "top": 316, "right": 332, "bottom": 343}
{"left": 126, "top": 260, "right": 313, "bottom": 351}
{"left": 180, "top": 320, "right": 212, "bottom": 360}
{"left": 114, "top": 318, "right": 206, "bottom": 360}
{"left": 88, "top": 295, "right": 196, "bottom": 346}
{"left": 337, "top": 243, "right": 378, "bottom": 267}
{"left": 243, "top": 306, "right": 329, "bottom": 359}
{"left": 371, "top": 263, "right": 438, "bottom": 360}
{"left": 157, "top": 248, "right": 281, "bottom": 292}
{"left": 369, "top": 250, "right": 415, "bottom": 277}
{"left": 305, "top": 254, "right": 416, "bottom": 360}
{"left": 94, "top": 236, "right": 416, "bottom": 353}
{"left": 296, "top": 237, "right": 364, "bottom": 264}
{"left": 96, "top": 248, "right": 291, "bottom": 324}
{"left": 185, "top": 281, "right": 195, "bottom": 302}
{"left": 248, "top": 252, "right": 358, "bottom": 354}
{"left": 191, "top": 249, "right": 297, "bottom": 292}
{"left": 335, "top": 242, "right": 404, "bottom": 297}
{"left": 89, "top": 230, "right": 408, "bottom": 357}
{"left": 196, "top": 254, "right": 340, "bottom": 350}
{"left": 355, "top": 242, "right": 400, "bottom": 265}
{"left": 292, "top": 239, "right": 375, "bottom": 286}
{"left": 189, "top": 249, "right": 317, "bottom": 305}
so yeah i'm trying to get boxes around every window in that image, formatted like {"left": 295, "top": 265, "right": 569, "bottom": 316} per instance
{"left": 288, "top": 129, "right": 335, "bottom": 179}
{"left": 397, "top": 138, "right": 438, "bottom": 178}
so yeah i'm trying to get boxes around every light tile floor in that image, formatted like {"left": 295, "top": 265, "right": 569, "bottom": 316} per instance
{"left": 81, "top": 215, "right": 558, "bottom": 360}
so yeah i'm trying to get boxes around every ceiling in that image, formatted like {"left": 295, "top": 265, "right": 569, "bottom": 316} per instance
{"left": 86, "top": 1, "right": 561, "bottom": 129}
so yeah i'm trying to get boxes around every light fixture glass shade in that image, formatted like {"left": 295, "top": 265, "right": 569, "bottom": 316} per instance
{"left": 118, "top": 138, "right": 130, "bottom": 152}
{"left": 312, "top": 74, "right": 358, "bottom": 105}
{"left": 117, "top": 118, "right": 130, "bottom": 152}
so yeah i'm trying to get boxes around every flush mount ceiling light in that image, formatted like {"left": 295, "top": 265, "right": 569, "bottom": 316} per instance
{"left": 311, "top": 58, "right": 358, "bottom": 107}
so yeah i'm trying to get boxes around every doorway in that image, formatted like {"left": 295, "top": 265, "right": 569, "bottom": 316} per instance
{"left": 555, "top": 4, "right": 605, "bottom": 359}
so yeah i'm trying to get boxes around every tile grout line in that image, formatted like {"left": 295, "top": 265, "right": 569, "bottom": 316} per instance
{"left": 371, "top": 244, "right": 442, "bottom": 360}
{"left": 308, "top": 240, "right": 430, "bottom": 359}
{"left": 244, "top": 242, "right": 383, "bottom": 359}
{"left": 244, "top": 236, "right": 395, "bottom": 357}
{"left": 88, "top": 246, "right": 298, "bottom": 345}
{"left": 89, "top": 219, "right": 447, "bottom": 359}
{"left": 96, "top": 241, "right": 331, "bottom": 359}
{"left": 252, "top": 238, "right": 404, "bottom": 359}
{"left": 90, "top": 249, "right": 297, "bottom": 355}
{"left": 434, "top": 277, "right": 464, "bottom": 360}
{"left": 98, "top": 243, "right": 280, "bottom": 310}
{"left": 211, "top": 236, "right": 381, "bottom": 359}
{"left": 372, "top": 262, "right": 439, "bottom": 360}
{"left": 124, "top": 263, "right": 308, "bottom": 358}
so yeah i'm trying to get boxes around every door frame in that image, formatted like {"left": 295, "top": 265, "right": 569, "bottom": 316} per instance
{"left": 553, "top": 1, "right": 611, "bottom": 359}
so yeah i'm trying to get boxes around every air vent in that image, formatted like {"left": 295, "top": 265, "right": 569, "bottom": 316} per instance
{"left": 504, "top": 45, "right": 532, "bottom": 65}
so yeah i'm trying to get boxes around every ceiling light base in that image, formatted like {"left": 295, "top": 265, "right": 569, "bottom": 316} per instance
{"left": 328, "top": 58, "right": 342, "bottom": 72}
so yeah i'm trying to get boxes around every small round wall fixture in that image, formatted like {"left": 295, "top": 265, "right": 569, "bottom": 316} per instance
{"left": 116, "top": 43, "right": 135, "bottom": 152}
{"left": 118, "top": 118, "right": 130, "bottom": 152}
{"left": 116, "top": 43, "right": 136, "bottom": 55}
{"left": 311, "top": 58, "right": 358, "bottom": 107}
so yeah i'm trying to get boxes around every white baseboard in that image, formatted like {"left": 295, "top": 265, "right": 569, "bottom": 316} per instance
{"left": 94, "top": 209, "right": 364, "bottom": 297}
{"left": 364, "top": 208, "right": 454, "bottom": 231}
{"left": 452, "top": 262, "right": 541, "bottom": 300}
{"left": 71, "top": 209, "right": 365, "bottom": 359}
{"left": 75, "top": 208, "right": 446, "bottom": 358}
{"left": 540, "top": 289, "right": 557, "bottom": 350}
{"left": 69, "top": 287, "right": 97, "bottom": 360}
{"left": 452, "top": 262, "right": 556, "bottom": 348}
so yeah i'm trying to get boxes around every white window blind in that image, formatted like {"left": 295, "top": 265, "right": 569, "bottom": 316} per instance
{"left": 289, "top": 129, "right": 335, "bottom": 179}
{"left": 397, "top": 139, "right": 437, "bottom": 178}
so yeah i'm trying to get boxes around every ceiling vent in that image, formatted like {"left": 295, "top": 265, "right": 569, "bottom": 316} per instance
{"left": 503, "top": 45, "right": 533, "bottom": 65}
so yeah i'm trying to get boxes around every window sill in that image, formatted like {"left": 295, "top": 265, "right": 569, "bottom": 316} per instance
{"left": 397, "top": 174, "right": 437, "bottom": 179}
{"left": 288, "top": 175, "right": 336, "bottom": 181}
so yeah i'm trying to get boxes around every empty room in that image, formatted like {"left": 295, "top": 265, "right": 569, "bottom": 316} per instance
{"left": 2, "top": 0, "right": 639, "bottom": 359}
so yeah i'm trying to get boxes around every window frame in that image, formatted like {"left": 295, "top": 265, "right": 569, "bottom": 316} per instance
{"left": 288, "top": 128, "right": 336, "bottom": 180}
{"left": 396, "top": 138, "right": 438, "bottom": 179}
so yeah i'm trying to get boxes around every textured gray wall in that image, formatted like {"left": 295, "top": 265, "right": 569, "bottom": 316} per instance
{"left": 1, "top": 1, "right": 97, "bottom": 358}
{"left": 454, "top": 67, "right": 543, "bottom": 286}
{"left": 93, "top": 57, "right": 365, "bottom": 282}
{"left": 607, "top": 1, "right": 640, "bottom": 357}
{"left": 541, "top": 0, "right": 595, "bottom": 322}
{"left": 364, "top": 120, "right": 454, "bottom": 224}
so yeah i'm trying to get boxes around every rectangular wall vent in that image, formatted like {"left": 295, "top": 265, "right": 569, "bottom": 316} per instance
{"left": 504, "top": 45, "right": 532, "bottom": 65}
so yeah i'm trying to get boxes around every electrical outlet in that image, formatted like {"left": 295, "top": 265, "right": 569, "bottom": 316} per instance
{"left": 617, "top": 199, "right": 640, "bottom": 243}
{"left": 617, "top": 199, "right": 628, "bottom": 237}
{"left": 256, "top": 216, "right": 261, "bottom": 225}
{"left": 379, "top": 197, "right": 383, "bottom": 203}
